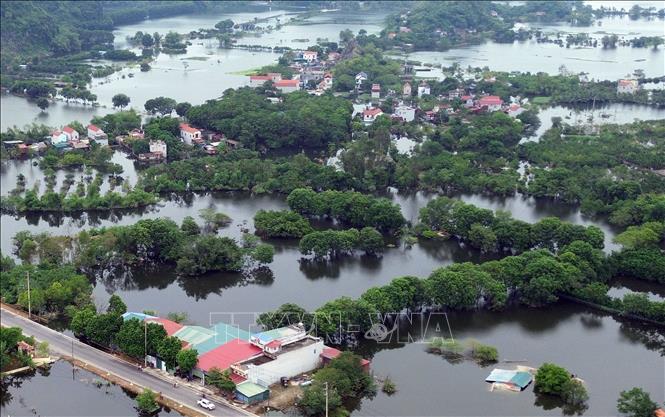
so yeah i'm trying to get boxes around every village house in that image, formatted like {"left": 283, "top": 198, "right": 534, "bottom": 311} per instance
{"left": 394, "top": 104, "right": 416, "bottom": 122}
{"left": 362, "top": 107, "right": 383, "bottom": 124}
{"left": 371, "top": 83, "right": 381, "bottom": 99}
{"left": 417, "top": 81, "right": 431, "bottom": 98}
{"left": 301, "top": 50, "right": 318, "bottom": 62}
{"left": 617, "top": 79, "right": 639, "bottom": 94}
{"left": 50, "top": 131, "right": 70, "bottom": 148}
{"left": 363, "top": 107, "right": 383, "bottom": 125}
{"left": 149, "top": 140, "right": 167, "bottom": 159}
{"left": 87, "top": 124, "right": 108, "bottom": 145}
{"left": 461, "top": 95, "right": 475, "bottom": 108}
{"left": 479, "top": 95, "right": 503, "bottom": 112}
{"left": 179, "top": 123, "right": 201, "bottom": 145}
{"left": 326, "top": 52, "right": 341, "bottom": 62}
{"left": 402, "top": 81, "right": 412, "bottom": 97}
{"left": 355, "top": 72, "right": 368, "bottom": 89}
{"left": 249, "top": 73, "right": 282, "bottom": 87}
{"left": 275, "top": 79, "right": 300, "bottom": 93}
{"left": 507, "top": 103, "right": 525, "bottom": 118}
{"left": 62, "top": 126, "right": 79, "bottom": 142}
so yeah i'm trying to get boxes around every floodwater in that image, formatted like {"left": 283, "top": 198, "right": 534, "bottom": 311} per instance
{"left": 1, "top": 5, "right": 664, "bottom": 417}
{"left": 354, "top": 303, "right": 664, "bottom": 416}
{"left": 0, "top": 360, "right": 179, "bottom": 416}
{"left": 531, "top": 102, "right": 665, "bottom": 139}
{"left": 398, "top": 13, "right": 665, "bottom": 81}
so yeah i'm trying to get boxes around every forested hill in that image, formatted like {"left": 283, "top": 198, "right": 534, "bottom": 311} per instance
{"left": 0, "top": 1, "right": 240, "bottom": 69}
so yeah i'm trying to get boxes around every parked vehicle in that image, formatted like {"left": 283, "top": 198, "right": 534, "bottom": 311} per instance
{"left": 197, "top": 399, "right": 215, "bottom": 410}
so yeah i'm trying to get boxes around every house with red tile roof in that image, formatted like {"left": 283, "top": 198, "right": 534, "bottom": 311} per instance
{"left": 362, "top": 107, "right": 383, "bottom": 124}
{"left": 479, "top": 95, "right": 503, "bottom": 112}
{"left": 179, "top": 123, "right": 201, "bottom": 144}
{"left": 274, "top": 79, "right": 300, "bottom": 93}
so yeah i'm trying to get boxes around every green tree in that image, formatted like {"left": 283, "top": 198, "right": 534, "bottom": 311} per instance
{"left": 535, "top": 363, "right": 571, "bottom": 396}
{"left": 176, "top": 348, "right": 198, "bottom": 374}
{"left": 115, "top": 319, "right": 167, "bottom": 359}
{"left": 144, "top": 96, "right": 177, "bottom": 115}
{"left": 157, "top": 336, "right": 182, "bottom": 370}
{"left": 112, "top": 93, "right": 130, "bottom": 109}
{"left": 180, "top": 216, "right": 201, "bottom": 236}
{"left": 107, "top": 294, "right": 127, "bottom": 316}
{"left": 251, "top": 244, "right": 274, "bottom": 264}
{"left": 206, "top": 367, "right": 236, "bottom": 392}
{"left": 37, "top": 97, "right": 49, "bottom": 112}
{"left": 175, "top": 102, "right": 192, "bottom": 118}
{"left": 561, "top": 379, "right": 589, "bottom": 407}
{"left": 617, "top": 388, "right": 658, "bottom": 417}
{"left": 358, "top": 227, "right": 384, "bottom": 255}
{"left": 136, "top": 388, "right": 158, "bottom": 413}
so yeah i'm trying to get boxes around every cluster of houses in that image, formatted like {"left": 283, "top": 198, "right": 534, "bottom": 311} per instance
{"left": 359, "top": 79, "right": 528, "bottom": 126}
{"left": 3, "top": 124, "right": 111, "bottom": 155}
{"left": 122, "top": 312, "right": 369, "bottom": 405}
{"left": 247, "top": 50, "right": 336, "bottom": 96}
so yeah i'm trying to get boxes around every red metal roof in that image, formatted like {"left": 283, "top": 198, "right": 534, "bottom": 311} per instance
{"left": 250, "top": 75, "right": 271, "bottom": 81}
{"left": 479, "top": 96, "right": 503, "bottom": 106}
{"left": 320, "top": 347, "right": 370, "bottom": 367}
{"left": 230, "top": 373, "right": 247, "bottom": 384}
{"left": 63, "top": 126, "right": 75, "bottom": 134}
{"left": 275, "top": 79, "right": 299, "bottom": 87}
{"left": 179, "top": 123, "right": 200, "bottom": 134}
{"left": 145, "top": 317, "right": 183, "bottom": 336}
{"left": 371, "top": 83, "right": 381, "bottom": 91}
{"left": 266, "top": 340, "right": 282, "bottom": 349}
{"left": 87, "top": 124, "right": 101, "bottom": 132}
{"left": 363, "top": 108, "right": 383, "bottom": 117}
{"left": 196, "top": 339, "right": 262, "bottom": 373}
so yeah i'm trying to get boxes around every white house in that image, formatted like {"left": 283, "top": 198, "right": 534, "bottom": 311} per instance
{"left": 301, "top": 50, "right": 318, "bottom": 62}
{"left": 179, "top": 123, "right": 201, "bottom": 144}
{"left": 371, "top": 83, "right": 381, "bottom": 99}
{"left": 478, "top": 95, "right": 503, "bottom": 112}
{"left": 617, "top": 79, "right": 639, "bottom": 94}
{"left": 362, "top": 107, "right": 383, "bottom": 124}
{"left": 87, "top": 124, "right": 107, "bottom": 145}
{"left": 394, "top": 105, "right": 415, "bottom": 122}
{"left": 417, "top": 81, "right": 430, "bottom": 98}
{"left": 233, "top": 325, "right": 325, "bottom": 387}
{"left": 50, "top": 131, "right": 69, "bottom": 148}
{"left": 507, "top": 103, "right": 525, "bottom": 118}
{"left": 274, "top": 79, "right": 300, "bottom": 93}
{"left": 355, "top": 72, "right": 368, "bottom": 88}
{"left": 149, "top": 140, "right": 167, "bottom": 159}
{"left": 62, "top": 126, "right": 79, "bottom": 142}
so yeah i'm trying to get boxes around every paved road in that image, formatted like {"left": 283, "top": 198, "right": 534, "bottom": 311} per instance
{"left": 1, "top": 307, "right": 250, "bottom": 417}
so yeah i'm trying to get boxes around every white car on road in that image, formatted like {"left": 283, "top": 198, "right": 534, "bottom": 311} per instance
{"left": 197, "top": 398, "right": 216, "bottom": 410}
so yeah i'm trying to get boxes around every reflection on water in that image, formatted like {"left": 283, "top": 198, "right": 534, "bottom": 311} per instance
{"left": 352, "top": 303, "right": 664, "bottom": 417}
{"left": 0, "top": 361, "right": 179, "bottom": 417}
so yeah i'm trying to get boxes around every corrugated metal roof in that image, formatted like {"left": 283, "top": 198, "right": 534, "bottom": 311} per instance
{"left": 194, "top": 323, "right": 252, "bottom": 354}
{"left": 236, "top": 381, "right": 269, "bottom": 397}
{"left": 485, "top": 369, "right": 532, "bottom": 390}
{"left": 122, "top": 312, "right": 156, "bottom": 321}
{"left": 173, "top": 326, "right": 215, "bottom": 348}
{"left": 145, "top": 317, "right": 183, "bottom": 336}
{"left": 196, "top": 339, "right": 262, "bottom": 372}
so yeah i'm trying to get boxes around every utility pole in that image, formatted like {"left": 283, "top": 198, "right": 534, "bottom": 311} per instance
{"left": 144, "top": 319, "right": 147, "bottom": 368}
{"left": 26, "top": 271, "right": 31, "bottom": 319}
{"left": 324, "top": 381, "right": 329, "bottom": 417}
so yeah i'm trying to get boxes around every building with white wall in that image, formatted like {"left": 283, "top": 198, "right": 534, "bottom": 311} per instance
{"left": 617, "top": 79, "right": 639, "bottom": 94}
{"left": 179, "top": 123, "right": 201, "bottom": 144}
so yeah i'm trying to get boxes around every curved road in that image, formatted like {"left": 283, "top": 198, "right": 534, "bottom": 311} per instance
{"left": 1, "top": 306, "right": 251, "bottom": 417}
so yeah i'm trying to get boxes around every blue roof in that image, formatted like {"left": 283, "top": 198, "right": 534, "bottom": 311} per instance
{"left": 122, "top": 312, "right": 156, "bottom": 321}
{"left": 194, "top": 322, "right": 252, "bottom": 354}
{"left": 485, "top": 369, "right": 533, "bottom": 390}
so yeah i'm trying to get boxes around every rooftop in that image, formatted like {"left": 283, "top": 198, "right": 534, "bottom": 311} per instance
{"left": 275, "top": 79, "right": 299, "bottom": 87}
{"left": 179, "top": 123, "right": 200, "bottom": 134}
{"left": 145, "top": 317, "right": 183, "bottom": 336}
{"left": 173, "top": 326, "right": 215, "bottom": 348}
{"left": 236, "top": 381, "right": 269, "bottom": 397}
{"left": 196, "top": 339, "right": 262, "bottom": 372}
{"left": 194, "top": 322, "right": 252, "bottom": 354}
